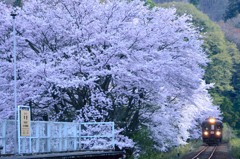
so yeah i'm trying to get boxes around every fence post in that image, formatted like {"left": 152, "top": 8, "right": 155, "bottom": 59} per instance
{"left": 2, "top": 121, "right": 6, "bottom": 154}
{"left": 73, "top": 123, "right": 77, "bottom": 150}
{"left": 112, "top": 122, "right": 115, "bottom": 149}
{"left": 36, "top": 122, "right": 40, "bottom": 153}
{"left": 79, "top": 124, "right": 81, "bottom": 150}
{"left": 47, "top": 122, "right": 51, "bottom": 152}
{"left": 59, "top": 123, "right": 62, "bottom": 151}
{"left": 63, "top": 123, "right": 67, "bottom": 151}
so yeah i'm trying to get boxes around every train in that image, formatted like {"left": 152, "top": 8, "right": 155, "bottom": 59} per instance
{"left": 201, "top": 117, "right": 223, "bottom": 145}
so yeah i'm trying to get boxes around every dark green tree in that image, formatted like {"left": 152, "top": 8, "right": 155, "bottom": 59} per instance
{"left": 224, "top": 0, "right": 240, "bottom": 21}
{"left": 145, "top": 0, "right": 156, "bottom": 8}
{"left": 190, "top": 0, "right": 199, "bottom": 6}
{"left": 13, "top": 0, "right": 22, "bottom": 7}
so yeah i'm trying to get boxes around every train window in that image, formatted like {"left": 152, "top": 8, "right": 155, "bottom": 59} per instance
{"left": 211, "top": 125, "right": 214, "bottom": 130}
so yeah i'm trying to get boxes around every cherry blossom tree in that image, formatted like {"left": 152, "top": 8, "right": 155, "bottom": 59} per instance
{"left": 0, "top": 2, "right": 16, "bottom": 119}
{"left": 0, "top": 0, "right": 221, "bottom": 151}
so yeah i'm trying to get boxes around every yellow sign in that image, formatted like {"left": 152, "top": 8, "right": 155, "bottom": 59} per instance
{"left": 20, "top": 110, "right": 30, "bottom": 136}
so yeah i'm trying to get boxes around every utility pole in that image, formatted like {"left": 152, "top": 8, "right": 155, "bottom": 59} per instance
{"left": 11, "top": 12, "right": 18, "bottom": 155}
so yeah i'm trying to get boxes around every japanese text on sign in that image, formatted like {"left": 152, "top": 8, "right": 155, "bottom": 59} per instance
{"left": 20, "top": 110, "right": 30, "bottom": 136}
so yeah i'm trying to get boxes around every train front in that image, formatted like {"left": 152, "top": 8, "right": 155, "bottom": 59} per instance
{"left": 201, "top": 117, "right": 223, "bottom": 145}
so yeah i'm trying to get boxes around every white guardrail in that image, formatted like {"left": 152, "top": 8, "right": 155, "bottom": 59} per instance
{"left": 0, "top": 120, "right": 115, "bottom": 154}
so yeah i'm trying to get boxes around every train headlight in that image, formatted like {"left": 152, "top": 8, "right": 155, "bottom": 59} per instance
{"left": 209, "top": 118, "right": 216, "bottom": 124}
{"left": 203, "top": 131, "right": 208, "bottom": 136}
{"left": 216, "top": 131, "right": 221, "bottom": 136}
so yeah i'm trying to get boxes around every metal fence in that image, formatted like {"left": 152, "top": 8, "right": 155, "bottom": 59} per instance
{"left": 0, "top": 120, "right": 115, "bottom": 154}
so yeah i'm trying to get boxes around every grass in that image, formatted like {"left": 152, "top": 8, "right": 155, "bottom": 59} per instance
{"left": 222, "top": 123, "right": 234, "bottom": 142}
{"left": 137, "top": 140, "right": 202, "bottom": 159}
{"left": 229, "top": 138, "right": 240, "bottom": 159}
{"left": 130, "top": 127, "right": 202, "bottom": 159}
{"left": 157, "top": 140, "right": 202, "bottom": 159}
{"left": 222, "top": 123, "right": 240, "bottom": 159}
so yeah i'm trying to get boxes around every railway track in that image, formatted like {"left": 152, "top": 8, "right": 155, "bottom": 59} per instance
{"left": 191, "top": 145, "right": 217, "bottom": 159}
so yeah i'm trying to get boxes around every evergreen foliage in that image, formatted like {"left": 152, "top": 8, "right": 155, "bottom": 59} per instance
{"left": 224, "top": 0, "right": 240, "bottom": 21}
{"left": 13, "top": 0, "right": 22, "bottom": 7}
{"left": 145, "top": 0, "right": 156, "bottom": 8}
{"left": 190, "top": 0, "right": 199, "bottom": 6}
{"left": 230, "top": 138, "right": 240, "bottom": 158}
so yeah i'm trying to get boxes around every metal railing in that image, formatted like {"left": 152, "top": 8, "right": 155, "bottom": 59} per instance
{"left": 0, "top": 120, "right": 115, "bottom": 154}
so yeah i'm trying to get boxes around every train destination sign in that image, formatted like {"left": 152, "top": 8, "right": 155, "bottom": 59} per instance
{"left": 20, "top": 109, "right": 30, "bottom": 136}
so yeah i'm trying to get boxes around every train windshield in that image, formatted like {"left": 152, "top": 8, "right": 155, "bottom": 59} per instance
{"left": 211, "top": 125, "right": 214, "bottom": 130}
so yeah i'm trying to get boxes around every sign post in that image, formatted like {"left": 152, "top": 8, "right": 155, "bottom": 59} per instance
{"left": 18, "top": 105, "right": 31, "bottom": 153}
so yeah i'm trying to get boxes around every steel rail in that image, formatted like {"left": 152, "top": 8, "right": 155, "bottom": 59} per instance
{"left": 191, "top": 146, "right": 217, "bottom": 159}
{"left": 191, "top": 146, "right": 208, "bottom": 159}
{"left": 208, "top": 146, "right": 217, "bottom": 159}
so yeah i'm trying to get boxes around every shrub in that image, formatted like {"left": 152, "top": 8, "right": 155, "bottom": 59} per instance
{"left": 229, "top": 138, "right": 240, "bottom": 158}
{"left": 222, "top": 123, "right": 235, "bottom": 142}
